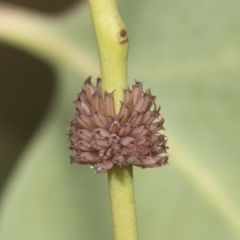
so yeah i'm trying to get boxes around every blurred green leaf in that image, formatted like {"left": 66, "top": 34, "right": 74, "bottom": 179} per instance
{"left": 0, "top": 0, "right": 240, "bottom": 239}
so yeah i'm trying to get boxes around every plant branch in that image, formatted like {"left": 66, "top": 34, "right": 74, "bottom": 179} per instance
{"left": 87, "top": 0, "right": 138, "bottom": 239}
{"left": 87, "top": 0, "right": 129, "bottom": 111}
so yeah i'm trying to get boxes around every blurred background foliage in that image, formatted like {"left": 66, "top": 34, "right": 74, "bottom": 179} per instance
{"left": 0, "top": 0, "right": 240, "bottom": 239}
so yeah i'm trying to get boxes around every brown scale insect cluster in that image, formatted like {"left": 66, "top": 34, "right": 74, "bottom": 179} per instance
{"left": 69, "top": 77, "right": 168, "bottom": 173}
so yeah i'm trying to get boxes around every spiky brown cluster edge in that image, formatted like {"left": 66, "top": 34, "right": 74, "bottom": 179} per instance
{"left": 69, "top": 77, "right": 168, "bottom": 173}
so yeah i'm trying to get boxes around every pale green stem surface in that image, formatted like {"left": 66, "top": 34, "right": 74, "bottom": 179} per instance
{"left": 108, "top": 166, "right": 138, "bottom": 240}
{"left": 87, "top": 0, "right": 129, "bottom": 111}
{"left": 87, "top": 0, "right": 138, "bottom": 240}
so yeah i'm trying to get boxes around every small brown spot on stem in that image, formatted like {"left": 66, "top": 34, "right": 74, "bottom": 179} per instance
{"left": 120, "top": 29, "right": 127, "bottom": 37}
{"left": 119, "top": 29, "right": 128, "bottom": 44}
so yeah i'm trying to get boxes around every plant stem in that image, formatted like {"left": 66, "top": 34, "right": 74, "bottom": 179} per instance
{"left": 87, "top": 0, "right": 138, "bottom": 239}
{"left": 108, "top": 166, "right": 138, "bottom": 240}
{"left": 87, "top": 0, "right": 129, "bottom": 111}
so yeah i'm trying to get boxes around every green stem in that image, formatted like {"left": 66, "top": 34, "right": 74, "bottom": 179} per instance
{"left": 87, "top": 0, "right": 129, "bottom": 111}
{"left": 108, "top": 166, "right": 138, "bottom": 240}
{"left": 87, "top": 0, "right": 138, "bottom": 239}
